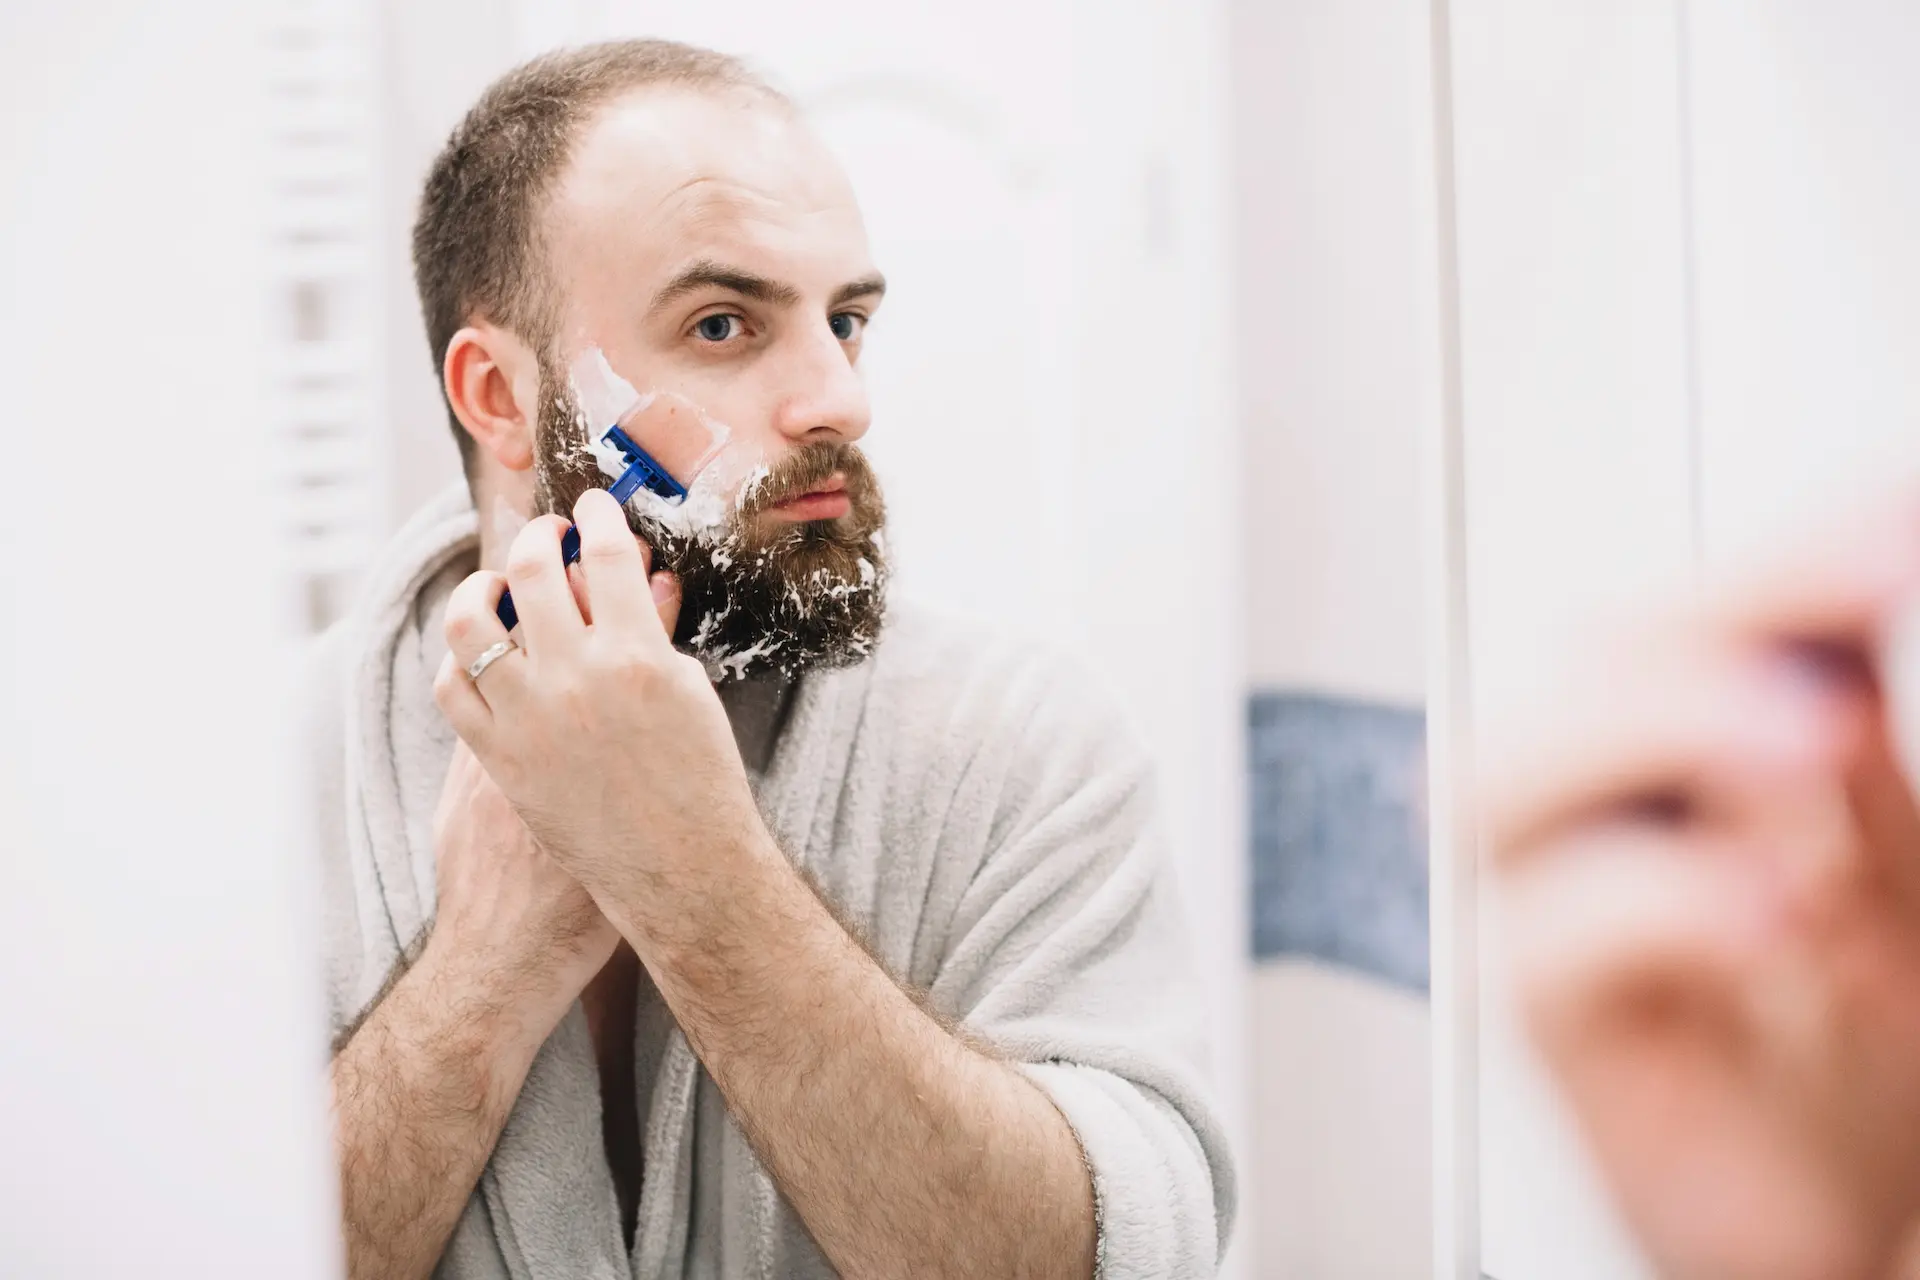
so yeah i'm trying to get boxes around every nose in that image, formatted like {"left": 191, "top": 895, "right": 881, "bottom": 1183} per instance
{"left": 769, "top": 322, "right": 871, "bottom": 447}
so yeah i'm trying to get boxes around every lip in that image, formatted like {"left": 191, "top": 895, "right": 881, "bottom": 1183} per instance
{"left": 766, "top": 474, "right": 850, "bottom": 521}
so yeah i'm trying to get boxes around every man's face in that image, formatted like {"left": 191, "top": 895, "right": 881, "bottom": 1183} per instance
{"left": 529, "top": 89, "right": 889, "bottom": 681}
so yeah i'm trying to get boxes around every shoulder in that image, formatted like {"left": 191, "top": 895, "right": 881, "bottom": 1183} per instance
{"left": 856, "top": 599, "right": 1153, "bottom": 796}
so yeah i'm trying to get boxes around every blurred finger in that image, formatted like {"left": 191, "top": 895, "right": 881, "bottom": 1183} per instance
{"left": 1710, "top": 483, "right": 1920, "bottom": 646}
{"left": 1841, "top": 704, "right": 1920, "bottom": 895}
{"left": 1500, "top": 826, "right": 1771, "bottom": 1059}
{"left": 1485, "top": 652, "right": 1861, "bottom": 866}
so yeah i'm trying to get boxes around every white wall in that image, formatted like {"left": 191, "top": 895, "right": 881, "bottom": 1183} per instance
{"left": 1233, "top": 2, "right": 1432, "bottom": 1277}
{"left": 1687, "top": 0, "right": 1920, "bottom": 556}
{"left": 1236, "top": 2, "right": 1428, "bottom": 708}
{"left": 379, "top": 0, "right": 516, "bottom": 528}
{"left": 0, "top": 3, "right": 339, "bottom": 1276}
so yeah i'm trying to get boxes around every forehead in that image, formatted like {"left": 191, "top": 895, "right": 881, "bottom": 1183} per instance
{"left": 545, "top": 88, "right": 870, "bottom": 293}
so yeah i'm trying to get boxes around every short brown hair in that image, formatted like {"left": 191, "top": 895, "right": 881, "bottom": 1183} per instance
{"left": 411, "top": 39, "right": 787, "bottom": 471}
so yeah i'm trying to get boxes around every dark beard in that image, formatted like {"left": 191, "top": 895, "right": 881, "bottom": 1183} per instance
{"left": 531, "top": 361, "right": 889, "bottom": 682}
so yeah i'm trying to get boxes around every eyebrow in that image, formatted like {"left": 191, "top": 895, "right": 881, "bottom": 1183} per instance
{"left": 830, "top": 274, "right": 887, "bottom": 308}
{"left": 648, "top": 258, "right": 886, "bottom": 314}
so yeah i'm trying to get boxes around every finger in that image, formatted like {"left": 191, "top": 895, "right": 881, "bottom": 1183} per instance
{"left": 567, "top": 562, "right": 593, "bottom": 624}
{"left": 1709, "top": 482, "right": 1920, "bottom": 646}
{"left": 1499, "top": 826, "right": 1770, "bottom": 1061}
{"left": 433, "top": 650, "right": 494, "bottom": 748}
{"left": 571, "top": 489, "right": 660, "bottom": 641}
{"left": 651, "top": 571, "right": 682, "bottom": 638}
{"left": 1483, "top": 650, "right": 1863, "bottom": 867}
{"left": 441, "top": 570, "right": 525, "bottom": 709}
{"left": 503, "top": 514, "right": 586, "bottom": 656}
{"left": 1842, "top": 703, "right": 1920, "bottom": 894}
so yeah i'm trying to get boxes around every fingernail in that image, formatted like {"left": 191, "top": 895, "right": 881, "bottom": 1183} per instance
{"left": 650, "top": 573, "right": 676, "bottom": 604}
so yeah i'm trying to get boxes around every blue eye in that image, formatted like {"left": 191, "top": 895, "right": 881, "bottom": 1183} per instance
{"left": 696, "top": 314, "right": 739, "bottom": 341}
{"left": 830, "top": 312, "right": 863, "bottom": 341}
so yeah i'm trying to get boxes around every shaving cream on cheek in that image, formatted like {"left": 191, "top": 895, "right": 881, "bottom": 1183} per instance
{"left": 568, "top": 347, "right": 643, "bottom": 434}
{"left": 564, "top": 346, "right": 752, "bottom": 540}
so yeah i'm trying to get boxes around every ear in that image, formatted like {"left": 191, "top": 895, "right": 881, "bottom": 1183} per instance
{"left": 443, "top": 324, "right": 541, "bottom": 473}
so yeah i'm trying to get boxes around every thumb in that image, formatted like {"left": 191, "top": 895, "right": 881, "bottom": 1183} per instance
{"left": 650, "top": 571, "right": 682, "bottom": 639}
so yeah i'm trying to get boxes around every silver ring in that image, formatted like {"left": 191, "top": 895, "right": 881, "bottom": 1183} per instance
{"left": 465, "top": 639, "right": 517, "bottom": 682}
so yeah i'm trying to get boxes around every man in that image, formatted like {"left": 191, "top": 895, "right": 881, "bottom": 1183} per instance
{"left": 1484, "top": 495, "right": 1920, "bottom": 1278}
{"left": 311, "top": 38, "right": 1233, "bottom": 1280}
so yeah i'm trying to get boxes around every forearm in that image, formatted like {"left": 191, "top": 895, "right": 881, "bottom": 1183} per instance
{"left": 328, "top": 942, "right": 554, "bottom": 1280}
{"left": 603, "top": 836, "right": 1097, "bottom": 1280}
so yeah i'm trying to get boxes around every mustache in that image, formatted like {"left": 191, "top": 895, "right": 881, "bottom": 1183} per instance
{"left": 739, "top": 441, "right": 876, "bottom": 517}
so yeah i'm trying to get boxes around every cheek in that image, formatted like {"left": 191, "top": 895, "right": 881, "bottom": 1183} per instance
{"left": 640, "top": 385, "right": 780, "bottom": 496}
{"left": 700, "top": 438, "right": 775, "bottom": 504}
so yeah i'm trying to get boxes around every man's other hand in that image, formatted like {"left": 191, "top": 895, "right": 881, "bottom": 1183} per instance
{"left": 1483, "top": 492, "right": 1920, "bottom": 1280}
{"left": 436, "top": 489, "right": 767, "bottom": 934}
{"left": 423, "top": 737, "right": 619, "bottom": 1015}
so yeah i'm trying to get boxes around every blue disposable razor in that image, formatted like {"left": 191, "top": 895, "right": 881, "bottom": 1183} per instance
{"left": 495, "top": 423, "right": 686, "bottom": 632}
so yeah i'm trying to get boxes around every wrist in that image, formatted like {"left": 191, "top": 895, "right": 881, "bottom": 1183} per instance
{"left": 413, "top": 927, "right": 576, "bottom": 1065}
{"left": 614, "top": 829, "right": 810, "bottom": 982}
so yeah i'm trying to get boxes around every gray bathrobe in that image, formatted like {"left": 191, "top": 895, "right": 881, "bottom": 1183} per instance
{"left": 304, "top": 483, "right": 1235, "bottom": 1279}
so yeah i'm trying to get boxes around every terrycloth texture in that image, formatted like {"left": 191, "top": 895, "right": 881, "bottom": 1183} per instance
{"left": 307, "top": 482, "right": 1236, "bottom": 1279}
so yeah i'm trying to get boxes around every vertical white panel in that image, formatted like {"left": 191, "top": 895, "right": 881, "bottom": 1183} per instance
{"left": 0, "top": 3, "right": 339, "bottom": 1278}
{"left": 1414, "top": 3, "right": 1479, "bottom": 1272}
{"left": 1235, "top": 0, "right": 1431, "bottom": 708}
{"left": 1688, "top": 0, "right": 1920, "bottom": 562}
{"left": 1444, "top": 1, "right": 1692, "bottom": 1276}
{"left": 1234, "top": 0, "right": 1436, "bottom": 1275}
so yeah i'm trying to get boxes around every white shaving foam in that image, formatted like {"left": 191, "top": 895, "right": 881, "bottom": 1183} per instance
{"left": 565, "top": 345, "right": 759, "bottom": 541}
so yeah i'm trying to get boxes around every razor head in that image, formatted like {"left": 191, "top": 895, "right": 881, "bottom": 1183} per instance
{"left": 601, "top": 423, "right": 688, "bottom": 505}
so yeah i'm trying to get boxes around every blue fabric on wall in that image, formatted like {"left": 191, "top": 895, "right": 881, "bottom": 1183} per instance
{"left": 1248, "top": 691, "right": 1429, "bottom": 993}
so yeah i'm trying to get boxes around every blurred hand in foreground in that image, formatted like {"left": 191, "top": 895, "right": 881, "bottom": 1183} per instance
{"left": 1483, "top": 492, "right": 1920, "bottom": 1280}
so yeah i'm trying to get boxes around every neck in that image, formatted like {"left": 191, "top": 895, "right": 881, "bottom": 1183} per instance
{"left": 468, "top": 471, "right": 534, "bottom": 573}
